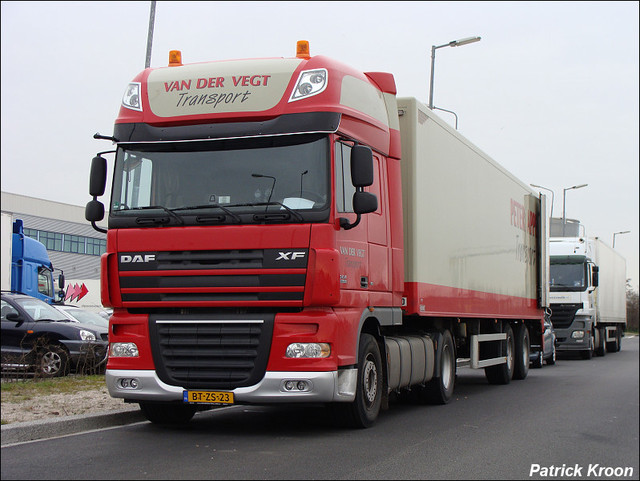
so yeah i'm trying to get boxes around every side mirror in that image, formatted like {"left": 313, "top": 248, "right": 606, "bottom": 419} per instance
{"left": 90, "top": 155, "right": 107, "bottom": 197}
{"left": 5, "top": 312, "right": 21, "bottom": 322}
{"left": 351, "top": 145, "right": 374, "bottom": 187}
{"left": 58, "top": 273, "right": 65, "bottom": 290}
{"left": 592, "top": 265, "right": 599, "bottom": 288}
{"left": 353, "top": 191, "right": 378, "bottom": 215}
{"left": 86, "top": 199, "right": 105, "bottom": 222}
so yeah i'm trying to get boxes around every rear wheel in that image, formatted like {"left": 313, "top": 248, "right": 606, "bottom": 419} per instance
{"left": 531, "top": 350, "right": 543, "bottom": 369}
{"left": 485, "top": 323, "right": 514, "bottom": 385}
{"left": 513, "top": 324, "right": 530, "bottom": 380}
{"left": 139, "top": 402, "right": 197, "bottom": 425}
{"left": 422, "top": 330, "right": 456, "bottom": 404}
{"left": 335, "top": 333, "right": 383, "bottom": 428}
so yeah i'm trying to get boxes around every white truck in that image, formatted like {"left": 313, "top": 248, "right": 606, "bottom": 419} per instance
{"left": 549, "top": 219, "right": 627, "bottom": 358}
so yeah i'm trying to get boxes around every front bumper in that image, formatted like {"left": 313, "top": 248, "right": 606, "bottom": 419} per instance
{"left": 554, "top": 328, "right": 590, "bottom": 352}
{"left": 106, "top": 368, "right": 357, "bottom": 404}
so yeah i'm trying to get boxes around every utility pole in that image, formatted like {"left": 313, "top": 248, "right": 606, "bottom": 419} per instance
{"left": 145, "top": 1, "right": 157, "bottom": 69}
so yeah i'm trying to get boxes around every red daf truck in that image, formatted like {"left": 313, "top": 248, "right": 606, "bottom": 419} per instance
{"left": 86, "top": 41, "right": 549, "bottom": 428}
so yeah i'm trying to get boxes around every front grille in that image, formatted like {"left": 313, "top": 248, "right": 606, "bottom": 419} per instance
{"left": 118, "top": 249, "right": 307, "bottom": 307}
{"left": 149, "top": 315, "right": 274, "bottom": 389}
{"left": 550, "top": 303, "right": 582, "bottom": 329}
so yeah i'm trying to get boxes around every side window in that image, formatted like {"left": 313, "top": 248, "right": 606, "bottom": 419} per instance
{"left": 335, "top": 142, "right": 356, "bottom": 213}
{"left": 1, "top": 300, "right": 18, "bottom": 320}
{"left": 37, "top": 268, "right": 53, "bottom": 298}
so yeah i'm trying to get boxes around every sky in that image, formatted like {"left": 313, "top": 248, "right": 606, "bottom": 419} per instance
{"left": 1, "top": 1, "right": 638, "bottom": 290}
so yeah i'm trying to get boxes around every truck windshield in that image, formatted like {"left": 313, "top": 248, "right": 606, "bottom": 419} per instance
{"left": 549, "top": 262, "right": 587, "bottom": 291}
{"left": 110, "top": 134, "right": 330, "bottom": 226}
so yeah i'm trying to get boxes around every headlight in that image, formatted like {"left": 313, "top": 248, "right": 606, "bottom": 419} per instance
{"left": 289, "top": 69, "right": 328, "bottom": 102}
{"left": 285, "top": 342, "right": 330, "bottom": 358}
{"left": 571, "top": 330, "right": 585, "bottom": 339}
{"left": 122, "top": 82, "right": 142, "bottom": 111}
{"left": 79, "top": 330, "right": 97, "bottom": 341}
{"left": 110, "top": 342, "right": 139, "bottom": 357}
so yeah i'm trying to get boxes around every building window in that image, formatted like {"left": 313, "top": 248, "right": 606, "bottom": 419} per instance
{"left": 39, "top": 231, "right": 63, "bottom": 251}
{"left": 19, "top": 227, "right": 105, "bottom": 256}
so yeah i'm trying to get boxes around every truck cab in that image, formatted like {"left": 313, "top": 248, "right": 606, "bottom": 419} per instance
{"left": 548, "top": 218, "right": 598, "bottom": 358}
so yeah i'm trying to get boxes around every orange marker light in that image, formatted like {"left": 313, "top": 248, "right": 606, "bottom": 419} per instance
{"left": 169, "top": 50, "right": 183, "bottom": 66}
{"left": 296, "top": 40, "right": 310, "bottom": 59}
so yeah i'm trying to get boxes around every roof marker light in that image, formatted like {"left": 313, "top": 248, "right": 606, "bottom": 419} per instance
{"left": 169, "top": 50, "right": 183, "bottom": 66}
{"left": 296, "top": 40, "right": 310, "bottom": 59}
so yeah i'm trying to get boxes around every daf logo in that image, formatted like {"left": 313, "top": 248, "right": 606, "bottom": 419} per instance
{"left": 121, "top": 254, "right": 156, "bottom": 263}
{"left": 275, "top": 251, "right": 306, "bottom": 261}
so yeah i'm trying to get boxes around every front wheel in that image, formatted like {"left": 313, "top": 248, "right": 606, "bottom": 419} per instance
{"left": 139, "top": 402, "right": 197, "bottom": 425}
{"left": 335, "top": 333, "right": 383, "bottom": 428}
{"left": 36, "top": 344, "right": 69, "bottom": 378}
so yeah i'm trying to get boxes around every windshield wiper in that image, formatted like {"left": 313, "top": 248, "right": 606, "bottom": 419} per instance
{"left": 170, "top": 204, "right": 242, "bottom": 223}
{"left": 121, "top": 206, "right": 185, "bottom": 225}
{"left": 228, "top": 202, "right": 304, "bottom": 222}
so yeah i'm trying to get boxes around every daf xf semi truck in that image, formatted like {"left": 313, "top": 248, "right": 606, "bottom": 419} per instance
{"left": 86, "top": 42, "right": 549, "bottom": 428}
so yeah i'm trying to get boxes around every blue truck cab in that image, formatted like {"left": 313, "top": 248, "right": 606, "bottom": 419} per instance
{"left": 10, "top": 219, "right": 64, "bottom": 304}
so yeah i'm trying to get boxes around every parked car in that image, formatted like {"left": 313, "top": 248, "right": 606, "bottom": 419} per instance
{"left": 1, "top": 292, "right": 108, "bottom": 377}
{"left": 530, "top": 318, "right": 556, "bottom": 368}
{"left": 54, "top": 304, "right": 109, "bottom": 330}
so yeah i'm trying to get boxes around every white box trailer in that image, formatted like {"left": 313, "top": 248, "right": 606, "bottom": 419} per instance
{"left": 395, "top": 97, "right": 548, "bottom": 384}
{"left": 592, "top": 237, "right": 627, "bottom": 345}
{"left": 397, "top": 97, "right": 547, "bottom": 318}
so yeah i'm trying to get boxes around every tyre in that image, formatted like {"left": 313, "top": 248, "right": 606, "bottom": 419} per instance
{"left": 616, "top": 327, "right": 622, "bottom": 352}
{"left": 607, "top": 326, "right": 621, "bottom": 353}
{"left": 595, "top": 327, "right": 606, "bottom": 357}
{"left": 546, "top": 343, "right": 556, "bottom": 365}
{"left": 513, "top": 324, "right": 530, "bottom": 380}
{"left": 36, "top": 344, "right": 69, "bottom": 378}
{"left": 485, "top": 323, "right": 514, "bottom": 385}
{"left": 422, "top": 330, "right": 456, "bottom": 404}
{"left": 336, "top": 333, "right": 383, "bottom": 428}
{"left": 531, "top": 350, "right": 543, "bottom": 369}
{"left": 139, "top": 402, "right": 197, "bottom": 425}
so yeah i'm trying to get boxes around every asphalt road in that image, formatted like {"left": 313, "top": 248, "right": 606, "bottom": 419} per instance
{"left": 2, "top": 337, "right": 638, "bottom": 480}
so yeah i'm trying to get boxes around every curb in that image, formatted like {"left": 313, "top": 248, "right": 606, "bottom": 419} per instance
{"left": 1, "top": 409, "right": 146, "bottom": 446}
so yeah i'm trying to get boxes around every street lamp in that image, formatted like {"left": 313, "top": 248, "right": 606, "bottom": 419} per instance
{"left": 429, "top": 36, "right": 481, "bottom": 110}
{"left": 530, "top": 184, "right": 555, "bottom": 219}
{"left": 562, "top": 184, "right": 588, "bottom": 235}
{"left": 612, "top": 230, "right": 630, "bottom": 248}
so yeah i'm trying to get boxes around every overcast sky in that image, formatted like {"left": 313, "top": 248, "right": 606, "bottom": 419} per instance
{"left": 1, "top": 1, "right": 638, "bottom": 290}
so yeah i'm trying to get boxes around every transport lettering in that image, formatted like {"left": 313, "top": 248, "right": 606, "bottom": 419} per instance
{"left": 175, "top": 90, "right": 251, "bottom": 108}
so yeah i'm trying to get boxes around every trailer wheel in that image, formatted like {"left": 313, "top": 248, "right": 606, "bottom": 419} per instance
{"left": 485, "top": 323, "right": 514, "bottom": 385}
{"left": 616, "top": 327, "right": 622, "bottom": 352}
{"left": 422, "top": 330, "right": 456, "bottom": 404}
{"left": 513, "top": 324, "right": 530, "bottom": 380}
{"left": 139, "top": 402, "right": 197, "bottom": 425}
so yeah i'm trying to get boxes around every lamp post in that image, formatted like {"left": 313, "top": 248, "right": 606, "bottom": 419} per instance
{"left": 530, "top": 184, "right": 555, "bottom": 219}
{"left": 429, "top": 36, "right": 481, "bottom": 110}
{"left": 562, "top": 184, "right": 588, "bottom": 235}
{"left": 612, "top": 230, "right": 630, "bottom": 248}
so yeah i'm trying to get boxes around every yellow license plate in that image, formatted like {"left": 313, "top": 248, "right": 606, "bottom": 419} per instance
{"left": 183, "top": 390, "right": 234, "bottom": 404}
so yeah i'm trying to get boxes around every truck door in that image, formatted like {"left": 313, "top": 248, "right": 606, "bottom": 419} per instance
{"left": 367, "top": 154, "right": 391, "bottom": 304}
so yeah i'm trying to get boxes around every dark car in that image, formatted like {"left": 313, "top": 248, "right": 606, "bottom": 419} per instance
{"left": 1, "top": 292, "right": 108, "bottom": 377}
{"left": 530, "top": 318, "right": 556, "bottom": 368}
